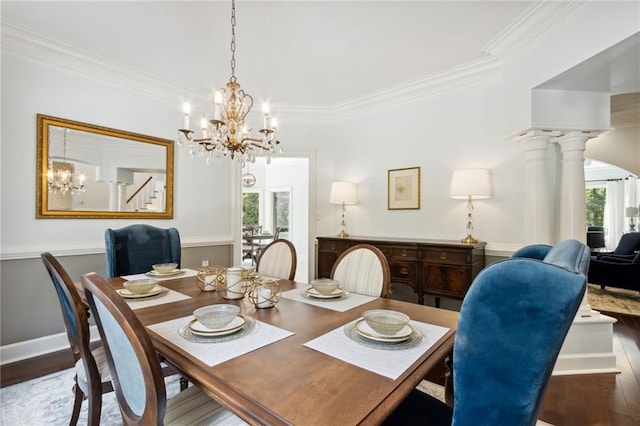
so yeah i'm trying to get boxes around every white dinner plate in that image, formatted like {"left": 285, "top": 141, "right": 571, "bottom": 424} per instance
{"left": 305, "top": 286, "right": 345, "bottom": 299}
{"left": 146, "top": 269, "right": 184, "bottom": 277}
{"left": 117, "top": 285, "right": 165, "bottom": 299}
{"left": 188, "top": 315, "right": 246, "bottom": 336}
{"left": 354, "top": 318, "right": 413, "bottom": 342}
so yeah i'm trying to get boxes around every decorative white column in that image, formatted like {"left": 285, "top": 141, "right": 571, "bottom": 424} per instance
{"left": 117, "top": 183, "right": 128, "bottom": 211}
{"left": 515, "top": 130, "right": 558, "bottom": 244}
{"left": 555, "top": 132, "right": 602, "bottom": 241}
{"left": 107, "top": 182, "right": 119, "bottom": 211}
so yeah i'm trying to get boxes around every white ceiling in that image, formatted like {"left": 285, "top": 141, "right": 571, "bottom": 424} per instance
{"left": 2, "top": 1, "right": 536, "bottom": 107}
{"left": 2, "top": 1, "right": 638, "bottom": 111}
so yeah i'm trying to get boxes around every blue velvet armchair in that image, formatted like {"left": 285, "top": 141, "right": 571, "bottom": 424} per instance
{"left": 105, "top": 225, "right": 181, "bottom": 278}
{"left": 384, "top": 239, "right": 587, "bottom": 425}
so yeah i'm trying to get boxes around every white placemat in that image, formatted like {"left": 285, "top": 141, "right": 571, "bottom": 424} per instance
{"left": 303, "top": 319, "right": 450, "bottom": 380}
{"left": 148, "top": 315, "right": 294, "bottom": 367}
{"left": 122, "top": 268, "right": 198, "bottom": 281}
{"left": 280, "top": 285, "right": 377, "bottom": 312}
{"left": 123, "top": 288, "right": 191, "bottom": 310}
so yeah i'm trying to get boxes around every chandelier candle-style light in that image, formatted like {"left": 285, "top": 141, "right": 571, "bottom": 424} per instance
{"left": 48, "top": 128, "right": 85, "bottom": 195}
{"left": 177, "top": 0, "right": 282, "bottom": 165}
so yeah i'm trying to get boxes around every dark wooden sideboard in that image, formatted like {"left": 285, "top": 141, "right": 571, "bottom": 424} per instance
{"left": 316, "top": 236, "right": 486, "bottom": 306}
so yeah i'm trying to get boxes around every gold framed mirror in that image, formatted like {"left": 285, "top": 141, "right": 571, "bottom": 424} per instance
{"left": 36, "top": 114, "right": 174, "bottom": 219}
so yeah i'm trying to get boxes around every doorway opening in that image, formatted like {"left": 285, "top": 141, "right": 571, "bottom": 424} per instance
{"left": 241, "top": 156, "right": 310, "bottom": 282}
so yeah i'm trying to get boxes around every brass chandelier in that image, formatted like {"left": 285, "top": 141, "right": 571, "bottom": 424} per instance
{"left": 177, "top": 0, "right": 281, "bottom": 165}
{"left": 48, "top": 128, "right": 85, "bottom": 195}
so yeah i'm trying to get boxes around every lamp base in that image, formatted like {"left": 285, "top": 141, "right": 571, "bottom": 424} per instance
{"left": 461, "top": 235, "right": 478, "bottom": 244}
{"left": 337, "top": 230, "right": 349, "bottom": 238}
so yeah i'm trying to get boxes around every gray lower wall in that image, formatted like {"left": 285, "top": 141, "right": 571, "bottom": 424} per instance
{"left": 0, "top": 245, "right": 233, "bottom": 346}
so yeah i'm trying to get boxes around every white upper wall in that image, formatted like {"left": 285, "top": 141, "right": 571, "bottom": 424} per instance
{"left": 1, "top": 1, "right": 639, "bottom": 258}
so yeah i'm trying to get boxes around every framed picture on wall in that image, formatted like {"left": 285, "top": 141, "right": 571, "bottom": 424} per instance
{"left": 388, "top": 167, "right": 420, "bottom": 210}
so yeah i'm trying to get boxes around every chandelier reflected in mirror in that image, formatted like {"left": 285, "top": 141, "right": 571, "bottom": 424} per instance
{"left": 48, "top": 128, "right": 86, "bottom": 195}
{"left": 177, "top": 0, "right": 282, "bottom": 166}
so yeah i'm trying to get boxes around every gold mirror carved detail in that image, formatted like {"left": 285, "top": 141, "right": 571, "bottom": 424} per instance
{"left": 36, "top": 114, "right": 174, "bottom": 219}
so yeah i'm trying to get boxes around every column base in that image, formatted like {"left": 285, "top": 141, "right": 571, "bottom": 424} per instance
{"left": 552, "top": 310, "right": 620, "bottom": 375}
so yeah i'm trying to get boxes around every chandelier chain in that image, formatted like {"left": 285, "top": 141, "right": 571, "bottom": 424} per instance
{"left": 176, "top": 0, "right": 282, "bottom": 165}
{"left": 230, "top": 0, "right": 237, "bottom": 83}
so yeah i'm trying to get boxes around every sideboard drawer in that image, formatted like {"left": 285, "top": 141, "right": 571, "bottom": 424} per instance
{"left": 388, "top": 260, "right": 419, "bottom": 282}
{"left": 387, "top": 246, "right": 419, "bottom": 260}
{"left": 422, "top": 249, "right": 470, "bottom": 265}
{"left": 318, "top": 240, "right": 352, "bottom": 254}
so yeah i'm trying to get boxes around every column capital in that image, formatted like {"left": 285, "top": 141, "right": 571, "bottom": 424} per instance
{"left": 511, "top": 128, "right": 561, "bottom": 142}
{"left": 551, "top": 129, "right": 608, "bottom": 143}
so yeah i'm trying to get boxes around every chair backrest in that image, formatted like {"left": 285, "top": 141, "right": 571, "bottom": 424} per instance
{"left": 256, "top": 239, "right": 297, "bottom": 280}
{"left": 451, "top": 258, "right": 586, "bottom": 425}
{"left": 587, "top": 226, "right": 606, "bottom": 249}
{"left": 330, "top": 244, "right": 390, "bottom": 297}
{"left": 41, "top": 253, "right": 102, "bottom": 404}
{"left": 81, "top": 272, "right": 167, "bottom": 424}
{"left": 613, "top": 232, "right": 640, "bottom": 255}
{"left": 105, "top": 225, "right": 181, "bottom": 278}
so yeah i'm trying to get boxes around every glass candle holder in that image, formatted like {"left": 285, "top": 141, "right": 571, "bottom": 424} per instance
{"left": 248, "top": 279, "right": 281, "bottom": 309}
{"left": 196, "top": 266, "right": 224, "bottom": 292}
{"left": 223, "top": 267, "right": 245, "bottom": 300}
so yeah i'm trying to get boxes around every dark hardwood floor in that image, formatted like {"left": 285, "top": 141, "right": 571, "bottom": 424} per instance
{"left": 2, "top": 312, "right": 639, "bottom": 425}
{"left": 539, "top": 311, "right": 640, "bottom": 426}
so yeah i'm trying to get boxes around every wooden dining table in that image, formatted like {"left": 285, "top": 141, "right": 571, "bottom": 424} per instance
{"left": 107, "top": 273, "right": 458, "bottom": 425}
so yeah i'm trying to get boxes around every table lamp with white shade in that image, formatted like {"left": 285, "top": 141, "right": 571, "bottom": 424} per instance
{"left": 449, "top": 169, "right": 491, "bottom": 244}
{"left": 330, "top": 181, "right": 357, "bottom": 238}
{"left": 626, "top": 206, "right": 639, "bottom": 232}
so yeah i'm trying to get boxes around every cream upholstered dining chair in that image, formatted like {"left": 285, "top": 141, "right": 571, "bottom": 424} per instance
{"left": 41, "top": 252, "right": 113, "bottom": 426}
{"left": 81, "top": 272, "right": 247, "bottom": 425}
{"left": 256, "top": 239, "right": 297, "bottom": 280}
{"left": 330, "top": 243, "right": 391, "bottom": 297}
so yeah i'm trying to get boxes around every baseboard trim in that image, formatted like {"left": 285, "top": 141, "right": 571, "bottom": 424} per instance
{"left": 0, "top": 326, "right": 100, "bottom": 365}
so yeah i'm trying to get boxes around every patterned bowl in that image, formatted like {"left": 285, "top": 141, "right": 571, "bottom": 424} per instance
{"left": 362, "top": 309, "right": 410, "bottom": 336}
{"left": 310, "top": 278, "right": 340, "bottom": 295}
{"left": 152, "top": 263, "right": 178, "bottom": 274}
{"left": 193, "top": 304, "right": 240, "bottom": 330}
{"left": 123, "top": 278, "right": 158, "bottom": 295}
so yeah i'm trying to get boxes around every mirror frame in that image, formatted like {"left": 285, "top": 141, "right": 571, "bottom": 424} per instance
{"left": 36, "top": 114, "right": 174, "bottom": 219}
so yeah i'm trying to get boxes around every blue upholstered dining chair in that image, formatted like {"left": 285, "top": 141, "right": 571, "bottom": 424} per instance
{"left": 41, "top": 252, "right": 113, "bottom": 426}
{"left": 383, "top": 247, "right": 587, "bottom": 425}
{"left": 330, "top": 243, "right": 391, "bottom": 297}
{"left": 105, "top": 224, "right": 181, "bottom": 278}
{"left": 81, "top": 272, "right": 247, "bottom": 425}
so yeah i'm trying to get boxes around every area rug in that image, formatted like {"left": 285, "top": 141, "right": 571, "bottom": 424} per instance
{"left": 587, "top": 284, "right": 640, "bottom": 316}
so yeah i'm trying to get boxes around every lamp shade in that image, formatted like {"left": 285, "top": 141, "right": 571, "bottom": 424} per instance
{"left": 330, "top": 181, "right": 357, "bottom": 205}
{"left": 625, "top": 206, "right": 639, "bottom": 217}
{"left": 449, "top": 169, "right": 491, "bottom": 200}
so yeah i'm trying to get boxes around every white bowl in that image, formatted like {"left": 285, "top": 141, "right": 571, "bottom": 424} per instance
{"left": 152, "top": 263, "right": 178, "bottom": 274}
{"left": 362, "top": 310, "right": 410, "bottom": 336}
{"left": 193, "top": 304, "right": 240, "bottom": 330}
{"left": 310, "top": 278, "right": 340, "bottom": 295}
{"left": 123, "top": 278, "right": 158, "bottom": 295}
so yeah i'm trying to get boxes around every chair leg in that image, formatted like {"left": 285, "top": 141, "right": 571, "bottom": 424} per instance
{"left": 70, "top": 383, "right": 83, "bottom": 426}
{"left": 87, "top": 386, "right": 102, "bottom": 426}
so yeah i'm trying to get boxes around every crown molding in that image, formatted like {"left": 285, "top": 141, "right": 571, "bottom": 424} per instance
{"left": 1, "top": 23, "right": 193, "bottom": 105}
{"left": 2, "top": 1, "right": 581, "bottom": 122}
{"left": 483, "top": 0, "right": 587, "bottom": 61}
{"left": 331, "top": 56, "right": 503, "bottom": 121}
